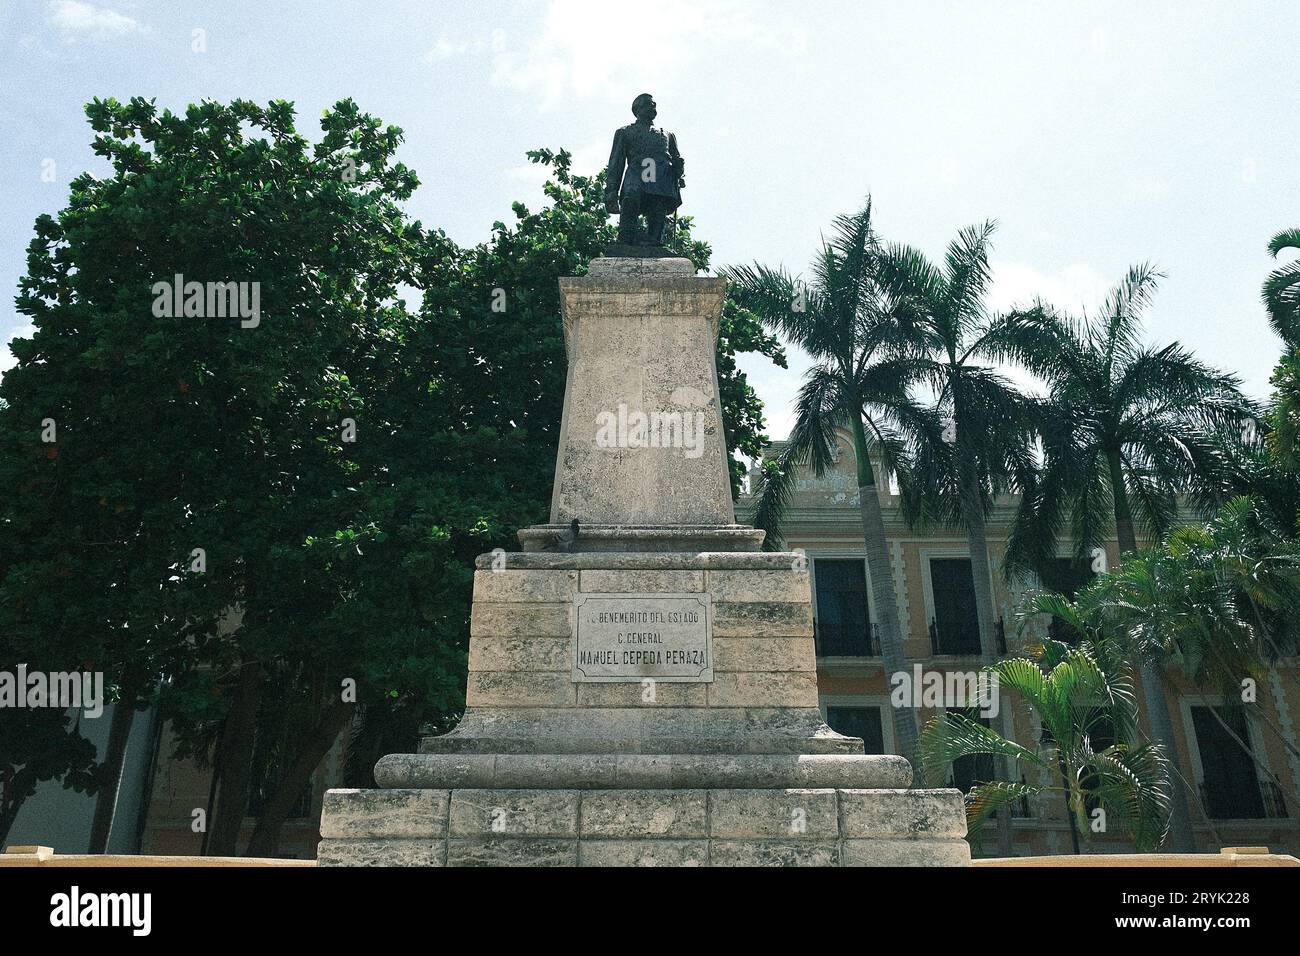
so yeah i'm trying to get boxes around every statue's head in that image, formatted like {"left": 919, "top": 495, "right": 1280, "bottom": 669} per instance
{"left": 631, "top": 93, "right": 657, "bottom": 123}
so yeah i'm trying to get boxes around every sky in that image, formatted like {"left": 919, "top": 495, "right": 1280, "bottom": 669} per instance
{"left": 1, "top": 0, "right": 1297, "bottom": 439}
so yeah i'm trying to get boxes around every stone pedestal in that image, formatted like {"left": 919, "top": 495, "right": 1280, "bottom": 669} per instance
{"left": 318, "top": 258, "right": 969, "bottom": 866}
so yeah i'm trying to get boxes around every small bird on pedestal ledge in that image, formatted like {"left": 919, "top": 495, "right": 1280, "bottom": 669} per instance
{"left": 603, "top": 93, "right": 685, "bottom": 258}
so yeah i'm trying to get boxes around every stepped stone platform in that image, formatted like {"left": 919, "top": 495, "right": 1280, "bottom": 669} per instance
{"left": 317, "top": 256, "right": 969, "bottom": 866}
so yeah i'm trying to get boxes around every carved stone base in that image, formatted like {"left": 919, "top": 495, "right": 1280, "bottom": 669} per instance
{"left": 317, "top": 787, "right": 971, "bottom": 867}
{"left": 317, "top": 553, "right": 971, "bottom": 866}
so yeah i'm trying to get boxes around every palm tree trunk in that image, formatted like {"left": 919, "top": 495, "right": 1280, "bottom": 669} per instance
{"left": 850, "top": 416, "right": 919, "bottom": 773}
{"left": 956, "top": 454, "right": 1015, "bottom": 857}
{"left": 87, "top": 701, "right": 135, "bottom": 853}
{"left": 1109, "top": 452, "right": 1196, "bottom": 852}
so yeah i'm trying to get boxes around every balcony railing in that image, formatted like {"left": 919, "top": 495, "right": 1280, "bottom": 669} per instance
{"left": 928, "top": 618, "right": 1007, "bottom": 657}
{"left": 929, "top": 619, "right": 983, "bottom": 656}
{"left": 814, "top": 621, "right": 881, "bottom": 658}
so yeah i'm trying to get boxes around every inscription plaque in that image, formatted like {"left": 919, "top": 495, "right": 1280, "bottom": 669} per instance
{"left": 573, "top": 592, "right": 712, "bottom": 682}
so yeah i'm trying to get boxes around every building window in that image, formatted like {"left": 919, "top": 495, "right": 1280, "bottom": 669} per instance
{"left": 826, "top": 705, "right": 886, "bottom": 754}
{"left": 928, "top": 558, "right": 982, "bottom": 656}
{"left": 813, "top": 558, "right": 876, "bottom": 656}
{"left": 947, "top": 708, "right": 993, "bottom": 792}
{"left": 1040, "top": 557, "right": 1094, "bottom": 644}
{"left": 1191, "top": 705, "right": 1279, "bottom": 819}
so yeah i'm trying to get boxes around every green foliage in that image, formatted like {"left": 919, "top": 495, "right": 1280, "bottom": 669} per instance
{"left": 0, "top": 103, "right": 785, "bottom": 843}
{"left": 1027, "top": 497, "right": 1300, "bottom": 698}
{"left": 1264, "top": 229, "right": 1300, "bottom": 346}
{"left": 873, "top": 221, "right": 1040, "bottom": 533}
{"left": 920, "top": 640, "right": 1171, "bottom": 851}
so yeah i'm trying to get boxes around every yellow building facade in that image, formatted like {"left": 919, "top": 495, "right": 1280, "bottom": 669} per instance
{"left": 745, "top": 433, "right": 1300, "bottom": 857}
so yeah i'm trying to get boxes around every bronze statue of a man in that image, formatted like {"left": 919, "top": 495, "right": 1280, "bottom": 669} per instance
{"left": 604, "top": 93, "right": 685, "bottom": 248}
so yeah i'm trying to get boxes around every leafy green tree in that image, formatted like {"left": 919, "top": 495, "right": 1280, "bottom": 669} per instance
{"left": 724, "top": 201, "right": 928, "bottom": 767}
{"left": 0, "top": 94, "right": 446, "bottom": 855}
{"left": 921, "top": 639, "right": 1171, "bottom": 852}
{"left": 1005, "top": 265, "right": 1252, "bottom": 850}
{"left": 1, "top": 109, "right": 784, "bottom": 857}
{"left": 0, "top": 709, "right": 98, "bottom": 848}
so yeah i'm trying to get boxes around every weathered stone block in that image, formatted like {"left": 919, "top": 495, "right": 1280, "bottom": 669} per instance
{"left": 493, "top": 754, "right": 617, "bottom": 789}
{"left": 709, "top": 840, "right": 839, "bottom": 867}
{"left": 576, "top": 682, "right": 707, "bottom": 707}
{"left": 470, "top": 601, "right": 571, "bottom": 638}
{"left": 579, "top": 790, "right": 707, "bottom": 838}
{"left": 466, "top": 671, "right": 576, "bottom": 707}
{"left": 316, "top": 839, "right": 445, "bottom": 867}
{"left": 448, "top": 789, "right": 579, "bottom": 838}
{"left": 579, "top": 840, "right": 708, "bottom": 867}
{"left": 706, "top": 569, "right": 811, "bottom": 603}
{"left": 473, "top": 569, "right": 578, "bottom": 603}
{"left": 469, "top": 635, "right": 570, "bottom": 672}
{"left": 708, "top": 789, "right": 839, "bottom": 839}
{"left": 712, "top": 601, "right": 813, "bottom": 637}
{"left": 707, "top": 672, "right": 820, "bottom": 708}
{"left": 712, "top": 637, "right": 815, "bottom": 672}
{"left": 319, "top": 788, "right": 447, "bottom": 839}
{"left": 841, "top": 838, "right": 971, "bottom": 867}
{"left": 838, "top": 789, "right": 967, "bottom": 839}
{"left": 374, "top": 754, "right": 496, "bottom": 790}
{"left": 446, "top": 839, "right": 577, "bottom": 867}
{"left": 579, "top": 569, "right": 704, "bottom": 592}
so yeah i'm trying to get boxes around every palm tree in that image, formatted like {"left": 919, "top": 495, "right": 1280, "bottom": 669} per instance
{"left": 725, "top": 201, "right": 929, "bottom": 768}
{"left": 1006, "top": 265, "right": 1253, "bottom": 851}
{"left": 1028, "top": 498, "right": 1300, "bottom": 850}
{"left": 1264, "top": 229, "right": 1300, "bottom": 346}
{"left": 875, "top": 221, "right": 1042, "bottom": 854}
{"left": 920, "top": 638, "right": 1171, "bottom": 852}
{"left": 1264, "top": 229, "right": 1300, "bottom": 468}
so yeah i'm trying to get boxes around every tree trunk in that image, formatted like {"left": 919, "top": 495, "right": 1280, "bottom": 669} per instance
{"left": 1109, "top": 453, "right": 1196, "bottom": 852}
{"left": 955, "top": 441, "right": 1015, "bottom": 858}
{"left": 245, "top": 699, "right": 355, "bottom": 858}
{"left": 206, "top": 658, "right": 263, "bottom": 855}
{"left": 0, "top": 774, "right": 30, "bottom": 849}
{"left": 1108, "top": 452, "right": 1139, "bottom": 560}
{"left": 851, "top": 416, "right": 920, "bottom": 772}
{"left": 87, "top": 702, "right": 135, "bottom": 853}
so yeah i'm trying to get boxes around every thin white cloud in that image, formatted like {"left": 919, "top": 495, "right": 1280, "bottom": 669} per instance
{"left": 46, "top": 1, "right": 140, "bottom": 41}
{"left": 436, "top": 0, "right": 794, "bottom": 109}
{"left": 988, "top": 260, "right": 1110, "bottom": 316}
